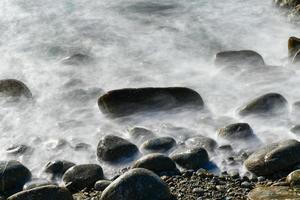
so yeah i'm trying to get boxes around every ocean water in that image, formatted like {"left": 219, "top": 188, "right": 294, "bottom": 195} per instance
{"left": 0, "top": 0, "right": 300, "bottom": 178}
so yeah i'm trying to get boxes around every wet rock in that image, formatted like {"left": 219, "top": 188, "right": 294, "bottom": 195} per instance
{"left": 141, "top": 137, "right": 176, "bottom": 153}
{"left": 23, "top": 179, "right": 56, "bottom": 190}
{"left": 238, "top": 93, "right": 288, "bottom": 116}
{"left": 63, "top": 164, "right": 104, "bottom": 193}
{"left": 6, "top": 144, "right": 31, "bottom": 155}
{"left": 94, "top": 180, "right": 112, "bottom": 191}
{"left": 217, "top": 123, "right": 255, "bottom": 140}
{"left": 293, "top": 49, "right": 300, "bottom": 64}
{"left": 97, "top": 135, "right": 139, "bottom": 162}
{"left": 215, "top": 50, "right": 265, "bottom": 67}
{"left": 101, "top": 168, "right": 171, "bottom": 200}
{"left": 98, "top": 87, "right": 204, "bottom": 117}
{"left": 291, "top": 125, "right": 300, "bottom": 134}
{"left": 289, "top": 36, "right": 300, "bottom": 59}
{"left": 132, "top": 153, "right": 177, "bottom": 174}
{"left": 244, "top": 139, "right": 300, "bottom": 176}
{"left": 171, "top": 148, "right": 209, "bottom": 170}
{"left": 61, "top": 53, "right": 93, "bottom": 65}
{"left": 44, "top": 160, "right": 75, "bottom": 178}
{"left": 185, "top": 135, "right": 217, "bottom": 152}
{"left": 129, "top": 127, "right": 155, "bottom": 142}
{"left": 0, "top": 160, "right": 31, "bottom": 196}
{"left": 7, "top": 185, "right": 73, "bottom": 200}
{"left": 287, "top": 169, "right": 300, "bottom": 186}
{"left": 248, "top": 186, "right": 300, "bottom": 200}
{"left": 0, "top": 79, "right": 32, "bottom": 100}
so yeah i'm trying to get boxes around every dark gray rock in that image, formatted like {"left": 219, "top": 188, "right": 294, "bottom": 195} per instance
{"left": 171, "top": 148, "right": 209, "bottom": 170}
{"left": 245, "top": 139, "right": 300, "bottom": 176}
{"left": 63, "top": 164, "right": 104, "bottom": 193}
{"left": 215, "top": 50, "right": 265, "bottom": 67}
{"left": 94, "top": 180, "right": 112, "bottom": 191}
{"left": 238, "top": 93, "right": 288, "bottom": 116}
{"left": 291, "top": 125, "right": 300, "bottom": 134}
{"left": 6, "top": 144, "right": 31, "bottom": 155}
{"left": 7, "top": 185, "right": 73, "bottom": 200}
{"left": 218, "top": 123, "right": 255, "bottom": 140}
{"left": 141, "top": 137, "right": 176, "bottom": 153}
{"left": 185, "top": 135, "right": 217, "bottom": 152}
{"left": 45, "top": 160, "right": 75, "bottom": 177}
{"left": 129, "top": 127, "right": 155, "bottom": 142}
{"left": 0, "top": 79, "right": 32, "bottom": 100}
{"left": 288, "top": 36, "right": 300, "bottom": 59}
{"left": 97, "top": 135, "right": 139, "bottom": 162}
{"left": 98, "top": 87, "right": 204, "bottom": 117}
{"left": 287, "top": 169, "right": 300, "bottom": 186}
{"left": 100, "top": 168, "right": 171, "bottom": 200}
{"left": 61, "top": 53, "right": 93, "bottom": 65}
{"left": 23, "top": 179, "right": 56, "bottom": 190}
{"left": 132, "top": 153, "right": 177, "bottom": 174}
{"left": 292, "top": 49, "right": 300, "bottom": 64}
{"left": 0, "top": 160, "right": 31, "bottom": 196}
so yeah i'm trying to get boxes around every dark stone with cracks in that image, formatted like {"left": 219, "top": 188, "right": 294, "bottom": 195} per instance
{"left": 98, "top": 87, "right": 204, "bottom": 117}
{"left": 100, "top": 168, "right": 172, "bottom": 200}
{"left": 97, "top": 135, "right": 139, "bottom": 162}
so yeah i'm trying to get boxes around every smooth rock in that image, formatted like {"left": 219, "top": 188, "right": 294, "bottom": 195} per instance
{"left": 97, "top": 135, "right": 139, "bottom": 162}
{"left": 45, "top": 160, "right": 75, "bottom": 177}
{"left": 293, "top": 49, "right": 300, "bottom": 64}
{"left": 289, "top": 36, "right": 300, "bottom": 59}
{"left": 98, "top": 87, "right": 204, "bottom": 117}
{"left": 132, "top": 153, "right": 177, "bottom": 174}
{"left": 7, "top": 185, "right": 73, "bottom": 200}
{"left": 6, "top": 144, "right": 31, "bottom": 155}
{"left": 215, "top": 50, "right": 265, "bottom": 67}
{"left": 287, "top": 169, "right": 300, "bottom": 186}
{"left": 248, "top": 186, "right": 300, "bottom": 200}
{"left": 94, "top": 180, "right": 112, "bottom": 191}
{"left": 238, "top": 93, "right": 288, "bottom": 116}
{"left": 141, "top": 137, "right": 176, "bottom": 153}
{"left": 63, "top": 164, "right": 104, "bottom": 192}
{"left": 61, "top": 53, "right": 93, "bottom": 65}
{"left": 171, "top": 148, "right": 209, "bottom": 170}
{"left": 101, "top": 168, "right": 171, "bottom": 200}
{"left": 0, "top": 79, "right": 32, "bottom": 99}
{"left": 129, "top": 127, "right": 155, "bottom": 142}
{"left": 23, "top": 179, "right": 56, "bottom": 190}
{"left": 218, "top": 123, "right": 255, "bottom": 140}
{"left": 185, "top": 135, "right": 217, "bottom": 152}
{"left": 245, "top": 139, "right": 300, "bottom": 176}
{"left": 0, "top": 160, "right": 31, "bottom": 196}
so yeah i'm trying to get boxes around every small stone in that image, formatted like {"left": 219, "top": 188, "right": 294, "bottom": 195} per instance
{"left": 45, "top": 160, "right": 75, "bottom": 178}
{"left": 141, "top": 137, "right": 176, "bottom": 153}
{"left": 94, "top": 180, "right": 111, "bottom": 191}
{"left": 287, "top": 169, "right": 300, "bottom": 186}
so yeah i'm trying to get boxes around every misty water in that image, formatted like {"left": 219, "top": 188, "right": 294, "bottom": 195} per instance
{"left": 1, "top": 0, "right": 300, "bottom": 179}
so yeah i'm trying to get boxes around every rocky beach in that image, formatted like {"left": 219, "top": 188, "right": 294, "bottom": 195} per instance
{"left": 1, "top": 0, "right": 300, "bottom": 199}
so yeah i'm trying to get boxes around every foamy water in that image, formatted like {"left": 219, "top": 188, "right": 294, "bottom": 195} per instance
{"left": 0, "top": 0, "right": 300, "bottom": 178}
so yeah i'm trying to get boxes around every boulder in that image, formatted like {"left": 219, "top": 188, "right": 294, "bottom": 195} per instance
{"left": 141, "top": 137, "right": 176, "bottom": 153}
{"left": 244, "top": 139, "right": 300, "bottom": 176}
{"left": 94, "top": 180, "right": 112, "bottom": 191}
{"left": 132, "top": 153, "right": 177, "bottom": 174}
{"left": 185, "top": 135, "right": 217, "bottom": 152}
{"left": 129, "top": 127, "right": 155, "bottom": 142}
{"left": 217, "top": 123, "right": 255, "bottom": 140}
{"left": 238, "top": 93, "right": 288, "bottom": 116}
{"left": 0, "top": 79, "right": 32, "bottom": 100}
{"left": 0, "top": 160, "right": 31, "bottom": 196}
{"left": 44, "top": 160, "right": 75, "bottom": 178}
{"left": 215, "top": 50, "right": 265, "bottom": 67}
{"left": 98, "top": 87, "right": 204, "bottom": 117}
{"left": 97, "top": 135, "right": 139, "bottom": 162}
{"left": 63, "top": 164, "right": 104, "bottom": 192}
{"left": 7, "top": 185, "right": 73, "bottom": 200}
{"left": 23, "top": 179, "right": 56, "bottom": 190}
{"left": 171, "top": 148, "right": 209, "bottom": 170}
{"left": 289, "top": 36, "right": 300, "bottom": 59}
{"left": 100, "top": 168, "right": 172, "bottom": 200}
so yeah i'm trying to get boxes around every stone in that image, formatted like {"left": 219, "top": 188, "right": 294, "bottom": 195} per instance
{"left": 215, "top": 50, "right": 265, "bottom": 67}
{"left": 63, "top": 164, "right": 104, "bottom": 192}
{"left": 287, "top": 169, "right": 300, "bottom": 186}
{"left": 98, "top": 87, "right": 204, "bottom": 117}
{"left": 171, "top": 148, "right": 209, "bottom": 170}
{"left": 185, "top": 135, "right": 217, "bottom": 152}
{"left": 217, "top": 123, "right": 255, "bottom": 140}
{"left": 0, "top": 79, "right": 32, "bottom": 100}
{"left": 0, "top": 160, "right": 31, "bottom": 196}
{"left": 238, "top": 93, "right": 288, "bottom": 116}
{"left": 7, "top": 185, "right": 73, "bottom": 200}
{"left": 293, "top": 49, "right": 300, "bottom": 64}
{"left": 94, "top": 180, "right": 112, "bottom": 191}
{"left": 44, "top": 160, "right": 75, "bottom": 177}
{"left": 141, "top": 137, "right": 176, "bottom": 153}
{"left": 6, "top": 144, "right": 31, "bottom": 155}
{"left": 289, "top": 36, "right": 300, "bottom": 59}
{"left": 100, "top": 168, "right": 171, "bottom": 200}
{"left": 244, "top": 139, "right": 300, "bottom": 176}
{"left": 23, "top": 179, "right": 56, "bottom": 190}
{"left": 248, "top": 186, "right": 300, "bottom": 200}
{"left": 61, "top": 53, "right": 93, "bottom": 65}
{"left": 132, "top": 153, "right": 177, "bottom": 174}
{"left": 97, "top": 135, "right": 139, "bottom": 162}
{"left": 291, "top": 125, "right": 300, "bottom": 134}
{"left": 129, "top": 127, "right": 155, "bottom": 142}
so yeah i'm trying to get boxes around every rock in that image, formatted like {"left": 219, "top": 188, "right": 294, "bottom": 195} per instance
{"left": 215, "top": 50, "right": 265, "bottom": 67}
{"left": 185, "top": 135, "right": 217, "bottom": 152}
{"left": 287, "top": 169, "right": 300, "bottom": 186}
{"left": 171, "top": 148, "right": 209, "bottom": 170}
{"left": 0, "top": 79, "right": 32, "bottom": 100}
{"left": 44, "top": 160, "right": 75, "bottom": 177}
{"left": 98, "top": 87, "right": 204, "bottom": 117}
{"left": 293, "top": 49, "right": 300, "bottom": 64}
{"left": 97, "top": 135, "right": 139, "bottom": 162}
{"left": 244, "top": 139, "right": 300, "bottom": 176}
{"left": 141, "top": 137, "right": 176, "bottom": 153}
{"left": 7, "top": 185, "right": 73, "bottom": 200}
{"left": 94, "top": 180, "right": 112, "bottom": 191}
{"left": 63, "top": 164, "right": 104, "bottom": 192}
{"left": 23, "top": 179, "right": 56, "bottom": 190}
{"left": 61, "top": 53, "right": 93, "bottom": 65}
{"left": 248, "top": 186, "right": 300, "bottom": 200}
{"left": 101, "top": 168, "right": 171, "bottom": 200}
{"left": 217, "top": 123, "right": 255, "bottom": 140}
{"left": 6, "top": 144, "right": 31, "bottom": 155}
{"left": 0, "top": 160, "right": 31, "bottom": 196}
{"left": 291, "top": 125, "right": 300, "bottom": 134}
{"left": 129, "top": 127, "right": 155, "bottom": 142}
{"left": 289, "top": 36, "right": 300, "bottom": 59}
{"left": 238, "top": 93, "right": 288, "bottom": 116}
{"left": 132, "top": 153, "right": 177, "bottom": 174}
